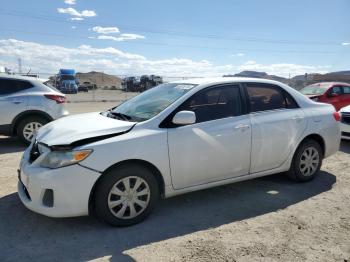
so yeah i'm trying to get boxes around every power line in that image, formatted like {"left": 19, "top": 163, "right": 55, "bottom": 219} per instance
{"left": 0, "top": 28, "right": 339, "bottom": 54}
{"left": 0, "top": 10, "right": 343, "bottom": 46}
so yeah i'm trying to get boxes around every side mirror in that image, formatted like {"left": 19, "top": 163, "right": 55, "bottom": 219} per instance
{"left": 172, "top": 111, "right": 196, "bottom": 125}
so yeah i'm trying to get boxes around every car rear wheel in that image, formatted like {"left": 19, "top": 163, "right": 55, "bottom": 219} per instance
{"left": 287, "top": 139, "right": 323, "bottom": 182}
{"left": 17, "top": 116, "right": 49, "bottom": 144}
{"left": 94, "top": 164, "right": 159, "bottom": 226}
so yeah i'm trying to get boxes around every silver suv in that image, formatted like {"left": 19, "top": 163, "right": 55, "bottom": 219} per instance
{"left": 0, "top": 75, "right": 68, "bottom": 143}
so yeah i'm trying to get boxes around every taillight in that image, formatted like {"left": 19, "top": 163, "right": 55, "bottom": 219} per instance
{"left": 44, "top": 94, "right": 66, "bottom": 104}
{"left": 333, "top": 111, "right": 341, "bottom": 121}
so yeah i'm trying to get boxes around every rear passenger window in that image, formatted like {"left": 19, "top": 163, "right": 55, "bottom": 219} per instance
{"left": 0, "top": 79, "right": 33, "bottom": 95}
{"left": 246, "top": 83, "right": 298, "bottom": 112}
{"left": 343, "top": 86, "right": 350, "bottom": 94}
{"left": 180, "top": 85, "right": 242, "bottom": 123}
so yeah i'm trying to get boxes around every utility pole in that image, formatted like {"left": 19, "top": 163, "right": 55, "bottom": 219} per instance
{"left": 18, "top": 58, "right": 22, "bottom": 74}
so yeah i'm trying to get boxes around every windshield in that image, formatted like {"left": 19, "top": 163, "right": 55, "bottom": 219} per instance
{"left": 61, "top": 75, "right": 75, "bottom": 81}
{"left": 42, "top": 81, "right": 62, "bottom": 92}
{"left": 111, "top": 83, "right": 196, "bottom": 122}
{"left": 300, "top": 83, "right": 330, "bottom": 95}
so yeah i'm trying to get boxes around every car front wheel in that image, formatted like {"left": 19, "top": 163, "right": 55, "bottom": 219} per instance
{"left": 287, "top": 139, "right": 323, "bottom": 182}
{"left": 93, "top": 164, "right": 159, "bottom": 226}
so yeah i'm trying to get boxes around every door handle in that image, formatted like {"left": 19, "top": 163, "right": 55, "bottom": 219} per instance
{"left": 234, "top": 124, "right": 250, "bottom": 131}
{"left": 292, "top": 116, "right": 304, "bottom": 121}
{"left": 292, "top": 116, "right": 304, "bottom": 120}
{"left": 12, "top": 101, "right": 22, "bottom": 104}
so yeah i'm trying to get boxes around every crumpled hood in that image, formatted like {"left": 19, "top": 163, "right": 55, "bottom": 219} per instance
{"left": 36, "top": 112, "right": 136, "bottom": 146}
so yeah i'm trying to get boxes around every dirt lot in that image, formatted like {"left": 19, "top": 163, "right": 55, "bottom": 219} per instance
{"left": 0, "top": 102, "right": 350, "bottom": 262}
{"left": 66, "top": 89, "right": 137, "bottom": 103}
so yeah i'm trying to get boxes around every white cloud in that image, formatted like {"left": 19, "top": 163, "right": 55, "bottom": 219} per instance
{"left": 231, "top": 53, "right": 245, "bottom": 57}
{"left": 342, "top": 42, "right": 350, "bottom": 46}
{"left": 90, "top": 26, "right": 145, "bottom": 41}
{"left": 238, "top": 60, "right": 329, "bottom": 76}
{"left": 71, "top": 26, "right": 76, "bottom": 29}
{"left": 92, "top": 26, "right": 120, "bottom": 34}
{"left": 0, "top": 39, "right": 330, "bottom": 78}
{"left": 97, "top": 34, "right": 145, "bottom": 42}
{"left": 64, "top": 0, "right": 76, "bottom": 5}
{"left": 57, "top": 7, "right": 96, "bottom": 18}
{"left": 70, "top": 17, "right": 84, "bottom": 21}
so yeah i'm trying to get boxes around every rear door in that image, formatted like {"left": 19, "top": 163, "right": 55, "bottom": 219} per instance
{"left": 167, "top": 84, "right": 251, "bottom": 189}
{"left": 327, "top": 86, "right": 343, "bottom": 111}
{"left": 245, "top": 83, "right": 307, "bottom": 173}
{"left": 341, "top": 86, "right": 350, "bottom": 109}
{"left": 0, "top": 78, "right": 31, "bottom": 125}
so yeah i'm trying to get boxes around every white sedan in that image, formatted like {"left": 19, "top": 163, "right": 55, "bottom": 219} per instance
{"left": 340, "top": 105, "right": 350, "bottom": 140}
{"left": 18, "top": 78, "right": 341, "bottom": 226}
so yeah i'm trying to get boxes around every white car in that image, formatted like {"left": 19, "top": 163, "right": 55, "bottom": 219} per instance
{"left": 340, "top": 105, "right": 350, "bottom": 140}
{"left": 0, "top": 75, "right": 68, "bottom": 143}
{"left": 18, "top": 78, "right": 341, "bottom": 226}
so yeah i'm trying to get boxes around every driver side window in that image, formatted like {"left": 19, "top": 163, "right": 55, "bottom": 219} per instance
{"left": 179, "top": 85, "right": 242, "bottom": 123}
{"left": 329, "top": 86, "right": 343, "bottom": 95}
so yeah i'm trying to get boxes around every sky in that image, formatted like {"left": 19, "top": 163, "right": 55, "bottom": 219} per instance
{"left": 0, "top": 0, "right": 349, "bottom": 78}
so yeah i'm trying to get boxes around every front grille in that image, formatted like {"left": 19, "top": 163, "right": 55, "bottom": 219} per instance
{"left": 341, "top": 113, "right": 350, "bottom": 125}
{"left": 342, "top": 131, "right": 350, "bottom": 137}
{"left": 29, "top": 141, "right": 41, "bottom": 163}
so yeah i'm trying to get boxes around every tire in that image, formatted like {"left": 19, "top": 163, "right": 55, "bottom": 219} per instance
{"left": 94, "top": 164, "right": 159, "bottom": 226}
{"left": 17, "top": 116, "right": 49, "bottom": 144}
{"left": 287, "top": 139, "right": 323, "bottom": 182}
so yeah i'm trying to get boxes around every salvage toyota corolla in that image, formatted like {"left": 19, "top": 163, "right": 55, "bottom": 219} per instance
{"left": 18, "top": 78, "right": 341, "bottom": 226}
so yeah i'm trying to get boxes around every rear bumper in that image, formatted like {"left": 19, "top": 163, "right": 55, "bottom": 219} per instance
{"left": 340, "top": 122, "right": 350, "bottom": 140}
{"left": 18, "top": 148, "right": 100, "bottom": 217}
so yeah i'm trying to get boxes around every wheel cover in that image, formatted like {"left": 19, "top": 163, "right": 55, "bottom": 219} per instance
{"left": 23, "top": 122, "right": 43, "bottom": 142}
{"left": 108, "top": 176, "right": 151, "bottom": 219}
{"left": 299, "top": 146, "right": 320, "bottom": 177}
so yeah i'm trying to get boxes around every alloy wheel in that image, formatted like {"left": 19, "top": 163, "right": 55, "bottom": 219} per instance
{"left": 23, "top": 122, "right": 43, "bottom": 142}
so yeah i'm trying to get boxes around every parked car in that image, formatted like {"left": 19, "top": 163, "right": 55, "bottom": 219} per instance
{"left": 78, "top": 84, "right": 89, "bottom": 92}
{"left": 300, "top": 82, "right": 350, "bottom": 111}
{"left": 340, "top": 105, "right": 350, "bottom": 140}
{"left": 18, "top": 78, "right": 340, "bottom": 226}
{"left": 0, "top": 75, "right": 68, "bottom": 143}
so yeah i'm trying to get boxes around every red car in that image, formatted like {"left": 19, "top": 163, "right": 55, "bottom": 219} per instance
{"left": 300, "top": 82, "right": 350, "bottom": 111}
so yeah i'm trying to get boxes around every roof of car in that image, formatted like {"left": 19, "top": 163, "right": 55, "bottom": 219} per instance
{"left": 172, "top": 77, "right": 287, "bottom": 86}
{"left": 307, "top": 82, "right": 350, "bottom": 86}
{"left": 0, "top": 73, "right": 46, "bottom": 82}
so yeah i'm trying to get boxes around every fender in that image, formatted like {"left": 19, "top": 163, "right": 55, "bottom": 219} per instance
{"left": 11, "top": 110, "right": 53, "bottom": 134}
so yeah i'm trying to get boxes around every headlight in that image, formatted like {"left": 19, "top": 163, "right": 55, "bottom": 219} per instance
{"left": 40, "top": 150, "right": 92, "bottom": 169}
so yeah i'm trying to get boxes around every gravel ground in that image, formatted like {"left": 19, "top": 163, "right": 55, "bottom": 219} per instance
{"left": 0, "top": 102, "right": 350, "bottom": 262}
{"left": 66, "top": 90, "right": 137, "bottom": 103}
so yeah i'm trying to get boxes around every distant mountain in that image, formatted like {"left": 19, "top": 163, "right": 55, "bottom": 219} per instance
{"left": 224, "top": 70, "right": 350, "bottom": 90}
{"left": 233, "top": 70, "right": 269, "bottom": 78}
{"left": 76, "top": 71, "right": 122, "bottom": 89}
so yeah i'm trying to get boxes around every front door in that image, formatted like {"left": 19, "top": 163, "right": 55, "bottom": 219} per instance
{"left": 167, "top": 84, "right": 251, "bottom": 190}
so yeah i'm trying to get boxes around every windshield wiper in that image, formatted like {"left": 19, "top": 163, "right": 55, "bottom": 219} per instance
{"left": 108, "top": 111, "right": 132, "bottom": 121}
